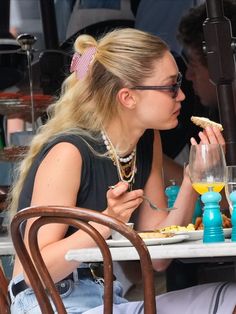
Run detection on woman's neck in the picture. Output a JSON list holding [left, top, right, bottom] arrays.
[[104, 119, 144, 156]]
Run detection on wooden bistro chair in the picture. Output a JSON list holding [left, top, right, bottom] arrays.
[[10, 206, 156, 314], [0, 265, 10, 314]]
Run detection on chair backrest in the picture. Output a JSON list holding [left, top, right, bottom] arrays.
[[0, 265, 10, 314], [10, 205, 156, 314]]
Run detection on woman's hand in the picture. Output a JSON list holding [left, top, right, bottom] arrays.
[[190, 126, 225, 150], [104, 181, 143, 222]]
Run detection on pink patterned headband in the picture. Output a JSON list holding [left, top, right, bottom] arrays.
[[70, 46, 97, 80]]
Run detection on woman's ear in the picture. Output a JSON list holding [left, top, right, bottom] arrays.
[[117, 87, 136, 109]]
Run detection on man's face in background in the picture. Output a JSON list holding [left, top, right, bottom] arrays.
[[184, 48, 217, 108]]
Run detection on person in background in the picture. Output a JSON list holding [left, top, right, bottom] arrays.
[[131, 0, 235, 293], [135, 0, 204, 55], [8, 0, 40, 140], [0, 0, 25, 187], [134, 0, 207, 173], [10, 0, 22, 37], [7, 27, 225, 313], [163, 0, 236, 293], [177, 0, 236, 118], [176, 0, 236, 210], [3, 0, 24, 139]]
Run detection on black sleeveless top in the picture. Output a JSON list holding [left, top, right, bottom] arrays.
[[18, 129, 154, 229]]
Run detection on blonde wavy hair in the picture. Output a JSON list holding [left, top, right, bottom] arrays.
[[8, 28, 168, 217]]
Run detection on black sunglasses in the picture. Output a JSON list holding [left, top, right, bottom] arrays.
[[130, 72, 183, 99]]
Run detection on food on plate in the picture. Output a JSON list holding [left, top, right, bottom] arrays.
[[194, 217, 204, 230], [160, 214, 232, 233], [160, 223, 195, 233], [195, 214, 231, 230], [221, 214, 232, 228], [138, 231, 174, 239], [191, 116, 223, 131]]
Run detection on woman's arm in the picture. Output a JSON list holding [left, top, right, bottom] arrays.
[[16, 142, 111, 283], [137, 126, 225, 231], [137, 127, 225, 271], [16, 142, 144, 284], [136, 130, 197, 231], [136, 130, 169, 231]]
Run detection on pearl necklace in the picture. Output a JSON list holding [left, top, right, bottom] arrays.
[[101, 130, 137, 185], [101, 131, 136, 163]]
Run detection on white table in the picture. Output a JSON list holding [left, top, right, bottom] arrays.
[[65, 239, 236, 263], [3, 231, 236, 263]]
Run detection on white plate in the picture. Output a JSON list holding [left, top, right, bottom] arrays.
[[174, 228, 232, 241], [106, 234, 189, 247]]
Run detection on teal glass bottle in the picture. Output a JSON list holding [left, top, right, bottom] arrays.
[[165, 180, 202, 223], [229, 191, 236, 242], [165, 180, 180, 208]]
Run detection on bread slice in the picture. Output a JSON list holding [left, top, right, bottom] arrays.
[[191, 116, 223, 131]]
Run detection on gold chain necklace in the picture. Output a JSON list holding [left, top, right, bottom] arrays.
[[101, 130, 137, 186]]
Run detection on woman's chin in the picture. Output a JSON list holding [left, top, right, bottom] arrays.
[[152, 119, 179, 130], [164, 120, 179, 130]]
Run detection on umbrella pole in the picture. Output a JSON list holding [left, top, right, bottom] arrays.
[[203, 0, 236, 165]]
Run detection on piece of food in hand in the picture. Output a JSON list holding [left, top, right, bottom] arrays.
[[160, 223, 195, 233], [191, 116, 223, 131], [138, 231, 174, 239]]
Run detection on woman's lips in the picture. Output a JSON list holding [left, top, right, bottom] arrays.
[[173, 107, 181, 115]]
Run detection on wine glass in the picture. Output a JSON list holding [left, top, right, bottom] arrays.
[[189, 143, 226, 243], [189, 143, 226, 195], [225, 165, 236, 214]]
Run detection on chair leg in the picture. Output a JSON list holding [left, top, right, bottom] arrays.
[[0, 265, 10, 313]]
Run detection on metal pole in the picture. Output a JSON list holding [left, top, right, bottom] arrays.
[[39, 0, 59, 49], [203, 0, 236, 165], [17, 34, 37, 134]]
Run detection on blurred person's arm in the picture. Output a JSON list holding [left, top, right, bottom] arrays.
[[7, 118, 24, 144], [10, 0, 22, 37]]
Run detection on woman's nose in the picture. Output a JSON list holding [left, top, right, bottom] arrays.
[[177, 87, 185, 102]]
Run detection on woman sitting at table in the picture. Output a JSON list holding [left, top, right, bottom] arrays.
[[7, 28, 232, 314]]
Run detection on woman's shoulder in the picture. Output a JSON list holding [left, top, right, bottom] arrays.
[[47, 133, 88, 146], [44, 133, 94, 151], [41, 132, 102, 161]]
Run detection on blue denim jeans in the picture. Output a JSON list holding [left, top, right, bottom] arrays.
[[9, 272, 128, 313]]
